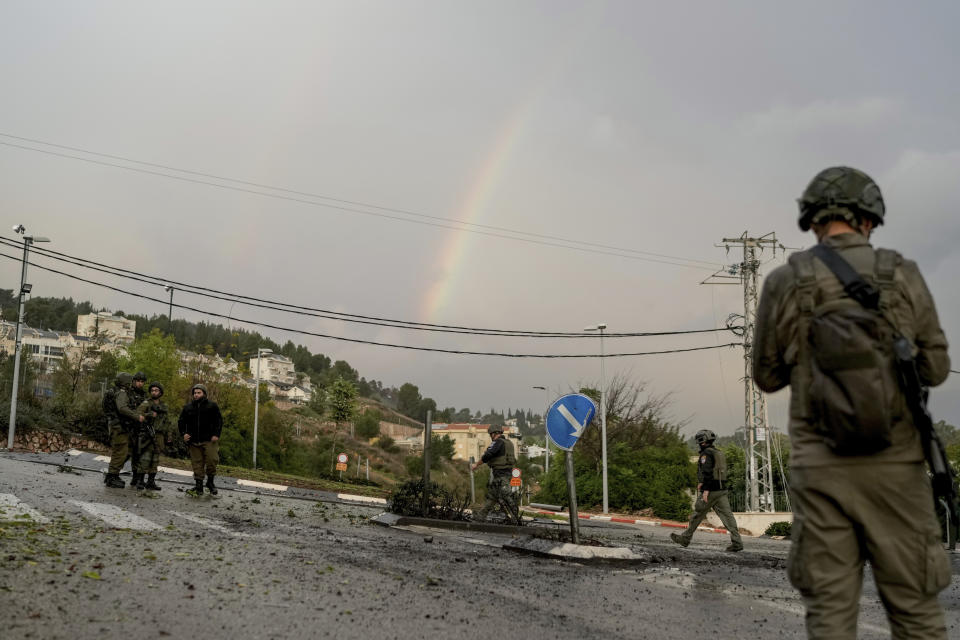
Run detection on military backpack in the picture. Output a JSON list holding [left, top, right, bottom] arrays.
[[102, 387, 120, 424], [790, 245, 904, 455]]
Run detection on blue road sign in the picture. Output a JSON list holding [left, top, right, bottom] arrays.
[[546, 394, 597, 451]]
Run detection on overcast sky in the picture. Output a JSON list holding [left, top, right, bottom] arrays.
[[1, 1, 958, 436]]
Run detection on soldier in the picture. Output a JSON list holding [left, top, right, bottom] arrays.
[[103, 372, 134, 488], [753, 166, 951, 638], [470, 425, 517, 522], [670, 429, 743, 551], [124, 371, 148, 489], [178, 383, 223, 496], [134, 382, 169, 491]]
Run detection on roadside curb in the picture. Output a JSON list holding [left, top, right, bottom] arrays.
[[524, 507, 729, 535]]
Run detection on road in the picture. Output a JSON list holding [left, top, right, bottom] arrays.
[[1, 454, 958, 639]]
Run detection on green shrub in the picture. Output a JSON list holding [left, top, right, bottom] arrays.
[[765, 521, 792, 537]]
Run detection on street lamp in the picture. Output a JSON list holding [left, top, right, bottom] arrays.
[[532, 385, 550, 473], [164, 286, 174, 333], [584, 323, 608, 514], [253, 348, 272, 468], [7, 227, 50, 450]]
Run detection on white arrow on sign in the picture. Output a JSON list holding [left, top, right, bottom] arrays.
[[557, 403, 588, 438]]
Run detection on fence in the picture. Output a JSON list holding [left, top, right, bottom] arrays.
[[727, 490, 791, 513]]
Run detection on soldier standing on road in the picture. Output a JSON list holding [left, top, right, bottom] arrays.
[[753, 166, 951, 638], [104, 372, 135, 488], [671, 429, 743, 552], [470, 425, 517, 521], [124, 371, 148, 489], [134, 382, 169, 491], [178, 384, 223, 496]]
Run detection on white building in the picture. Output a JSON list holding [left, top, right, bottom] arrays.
[[76, 312, 136, 345], [248, 353, 296, 385]]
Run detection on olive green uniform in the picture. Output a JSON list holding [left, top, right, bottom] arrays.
[[475, 436, 517, 520], [674, 446, 742, 549], [136, 398, 169, 474], [107, 386, 144, 475], [754, 232, 951, 639]]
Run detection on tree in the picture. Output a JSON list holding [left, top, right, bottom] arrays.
[[397, 383, 421, 418], [328, 378, 358, 431], [355, 409, 382, 439]]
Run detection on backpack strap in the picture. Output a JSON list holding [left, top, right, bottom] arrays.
[[810, 244, 880, 310], [788, 250, 817, 317]]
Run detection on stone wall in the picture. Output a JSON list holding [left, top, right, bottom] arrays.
[[12, 429, 108, 454]]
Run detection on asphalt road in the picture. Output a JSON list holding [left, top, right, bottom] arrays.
[[1, 454, 958, 639]]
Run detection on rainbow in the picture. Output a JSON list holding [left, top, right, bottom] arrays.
[[420, 105, 531, 321]]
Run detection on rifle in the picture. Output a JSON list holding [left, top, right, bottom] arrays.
[[811, 244, 960, 530], [893, 337, 960, 532]]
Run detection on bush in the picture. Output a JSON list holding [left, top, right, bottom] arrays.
[[765, 521, 792, 537]]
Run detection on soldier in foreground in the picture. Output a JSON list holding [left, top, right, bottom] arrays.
[[470, 425, 517, 521], [178, 384, 223, 496], [134, 381, 169, 491], [670, 429, 743, 551], [753, 167, 951, 638]]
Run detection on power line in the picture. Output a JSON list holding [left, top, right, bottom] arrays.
[[0, 235, 733, 339], [0, 134, 721, 270], [0, 249, 740, 359]]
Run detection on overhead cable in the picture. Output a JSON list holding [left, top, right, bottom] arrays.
[[0, 236, 733, 339], [0, 249, 739, 359]]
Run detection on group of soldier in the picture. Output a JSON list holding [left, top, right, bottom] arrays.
[[103, 373, 223, 498]]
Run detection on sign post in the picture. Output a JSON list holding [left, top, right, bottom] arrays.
[[545, 394, 597, 545], [336, 453, 348, 481]]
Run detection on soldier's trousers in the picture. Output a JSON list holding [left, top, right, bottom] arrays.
[[107, 425, 130, 475], [138, 432, 164, 474], [790, 463, 949, 639], [476, 473, 515, 518], [188, 441, 219, 479], [676, 489, 742, 546]]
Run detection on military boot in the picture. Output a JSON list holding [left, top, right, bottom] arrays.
[[129, 473, 143, 489], [186, 479, 204, 497], [725, 542, 743, 552], [205, 475, 218, 495], [136, 474, 147, 491], [144, 474, 161, 491], [104, 474, 125, 489], [670, 533, 690, 547]]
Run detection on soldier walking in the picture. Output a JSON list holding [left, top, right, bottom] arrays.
[[471, 425, 517, 521], [135, 381, 169, 491], [178, 384, 223, 496], [671, 429, 743, 551], [754, 167, 951, 638]]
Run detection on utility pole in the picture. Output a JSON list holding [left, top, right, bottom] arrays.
[[703, 232, 784, 512]]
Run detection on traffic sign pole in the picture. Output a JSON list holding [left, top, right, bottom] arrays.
[[565, 452, 580, 544]]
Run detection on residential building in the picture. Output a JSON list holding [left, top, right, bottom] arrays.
[[431, 423, 520, 462], [248, 352, 296, 385], [76, 312, 136, 345]]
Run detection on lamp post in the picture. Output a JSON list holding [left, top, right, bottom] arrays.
[[532, 385, 549, 473], [584, 323, 608, 513], [7, 226, 50, 450], [253, 347, 272, 468], [164, 286, 174, 333]]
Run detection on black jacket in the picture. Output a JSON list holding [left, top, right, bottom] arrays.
[[178, 398, 223, 443], [697, 446, 723, 492]]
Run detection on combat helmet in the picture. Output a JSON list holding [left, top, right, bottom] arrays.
[[132, 371, 147, 382], [694, 429, 717, 446], [797, 166, 885, 231], [115, 372, 133, 387], [148, 381, 164, 396], [487, 424, 504, 435]]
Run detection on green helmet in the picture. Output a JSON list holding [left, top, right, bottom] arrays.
[[148, 381, 164, 396], [797, 166, 885, 231], [115, 372, 133, 387], [695, 429, 717, 446], [487, 425, 503, 435], [132, 371, 147, 382]]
